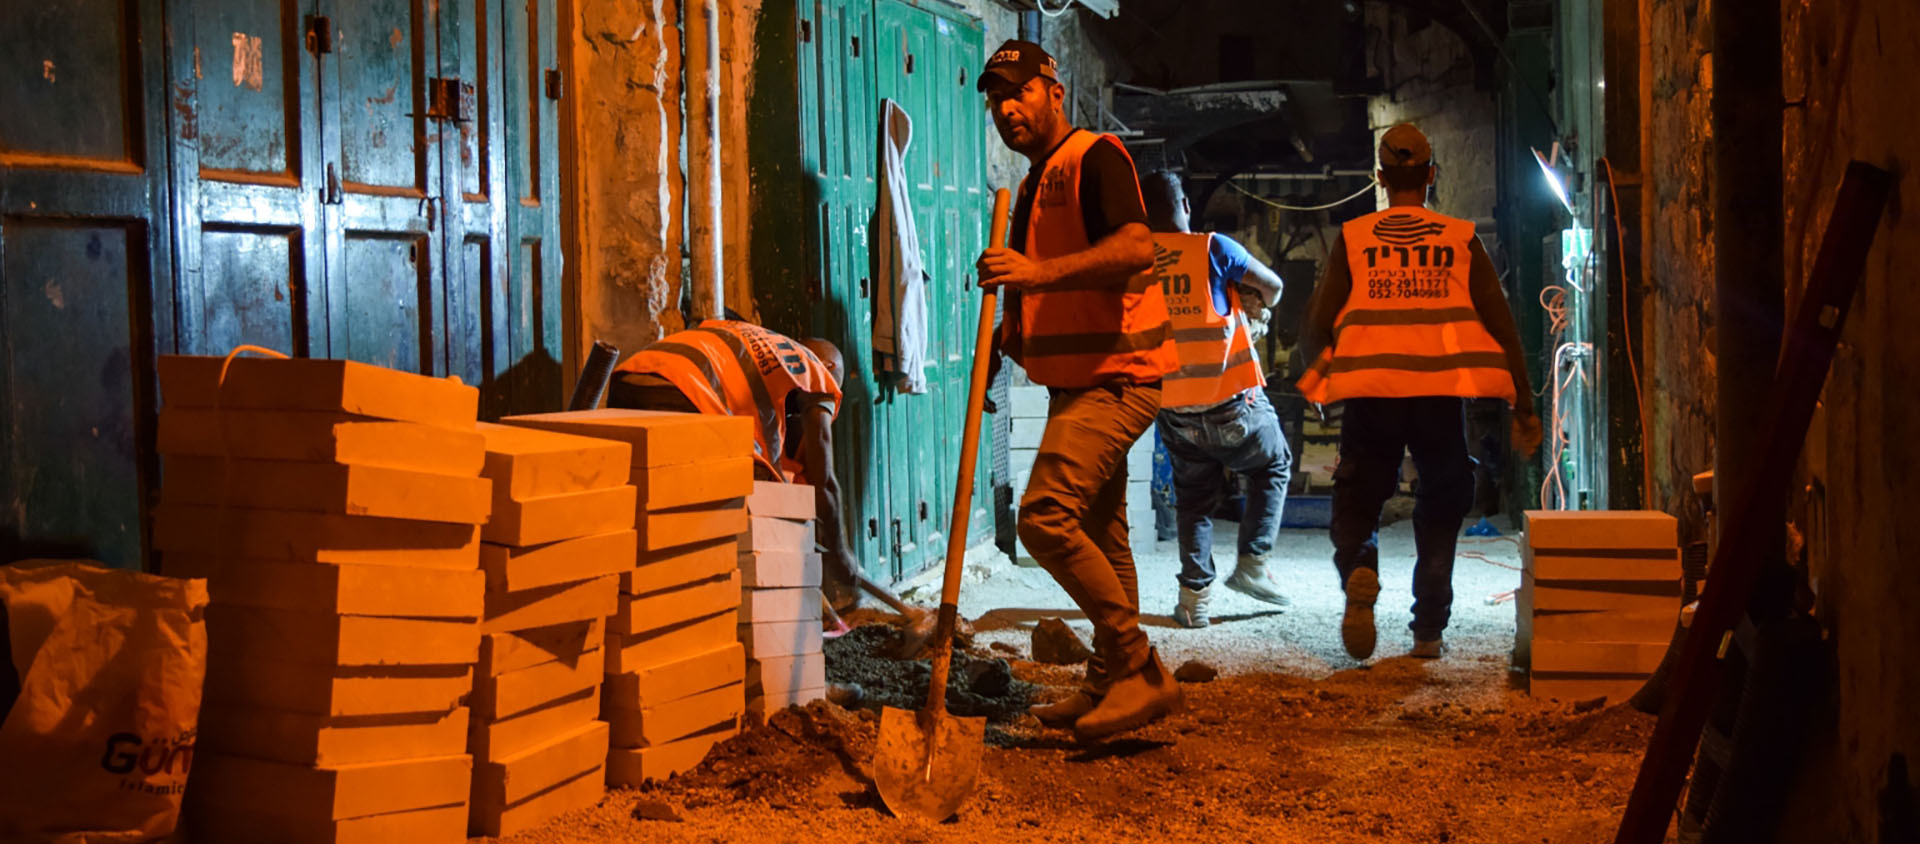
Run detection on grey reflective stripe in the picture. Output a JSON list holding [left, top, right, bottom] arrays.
[[648, 342, 729, 403], [1165, 345, 1256, 382], [1022, 322, 1171, 358], [689, 327, 788, 481], [1326, 351, 1509, 374], [1335, 306, 1481, 330], [1172, 325, 1232, 344]]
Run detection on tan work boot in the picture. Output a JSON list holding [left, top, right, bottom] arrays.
[[1072, 649, 1182, 741], [1030, 690, 1099, 728], [1223, 554, 1290, 606], [1341, 567, 1380, 660]]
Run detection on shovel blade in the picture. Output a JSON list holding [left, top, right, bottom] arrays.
[[873, 706, 986, 822]]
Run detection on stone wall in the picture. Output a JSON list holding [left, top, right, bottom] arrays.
[[1775, 1, 1920, 838], [1641, 0, 1920, 837], [567, 0, 688, 361], [1363, 3, 1498, 229], [1643, 0, 1715, 510]]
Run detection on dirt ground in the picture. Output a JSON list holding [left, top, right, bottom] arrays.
[[487, 524, 1660, 844]]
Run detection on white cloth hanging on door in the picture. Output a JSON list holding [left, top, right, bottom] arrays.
[[870, 98, 930, 394]]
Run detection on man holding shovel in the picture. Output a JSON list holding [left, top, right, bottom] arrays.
[[975, 40, 1182, 740]]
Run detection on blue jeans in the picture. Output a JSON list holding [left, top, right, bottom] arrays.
[[1329, 397, 1473, 641], [1157, 389, 1292, 591]]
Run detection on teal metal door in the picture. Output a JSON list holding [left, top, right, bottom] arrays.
[[168, 0, 560, 393], [794, 0, 988, 582], [0, 0, 176, 569], [1, 0, 563, 570]]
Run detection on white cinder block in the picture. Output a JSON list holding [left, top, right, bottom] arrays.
[[1009, 386, 1050, 418]]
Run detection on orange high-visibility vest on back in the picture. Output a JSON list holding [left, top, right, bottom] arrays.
[[1154, 232, 1266, 410], [1002, 130, 1176, 388], [1296, 207, 1516, 404], [614, 321, 843, 483]]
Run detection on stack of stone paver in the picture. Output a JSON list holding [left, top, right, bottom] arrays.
[[1518, 510, 1681, 703], [468, 422, 637, 835], [154, 355, 488, 843], [501, 409, 753, 786], [738, 481, 826, 720]]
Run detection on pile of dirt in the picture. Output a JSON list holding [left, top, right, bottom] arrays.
[[823, 623, 1039, 722], [645, 701, 877, 810]]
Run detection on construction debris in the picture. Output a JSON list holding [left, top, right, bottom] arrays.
[[1030, 617, 1095, 665], [1174, 660, 1219, 683], [823, 624, 1037, 722]]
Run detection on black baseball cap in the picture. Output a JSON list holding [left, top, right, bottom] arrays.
[[976, 39, 1060, 93]]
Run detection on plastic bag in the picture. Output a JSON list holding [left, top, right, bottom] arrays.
[[0, 560, 209, 843]]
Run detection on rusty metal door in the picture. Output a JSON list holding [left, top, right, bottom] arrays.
[[0, 0, 177, 569]]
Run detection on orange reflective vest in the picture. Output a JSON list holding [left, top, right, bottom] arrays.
[[1002, 130, 1176, 388], [1155, 232, 1266, 410], [1296, 207, 1517, 404], [614, 321, 843, 483]]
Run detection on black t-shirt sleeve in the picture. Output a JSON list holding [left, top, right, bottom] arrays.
[[1077, 136, 1148, 242]]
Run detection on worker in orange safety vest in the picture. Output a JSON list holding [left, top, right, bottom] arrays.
[[975, 39, 1180, 742], [1137, 171, 1293, 630], [609, 321, 903, 623], [1298, 123, 1542, 662]]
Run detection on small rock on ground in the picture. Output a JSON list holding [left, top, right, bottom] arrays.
[[1174, 660, 1219, 683], [1031, 617, 1094, 664], [632, 799, 684, 822]]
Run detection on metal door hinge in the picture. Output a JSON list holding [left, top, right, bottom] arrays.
[[305, 16, 333, 54], [544, 68, 564, 100], [427, 77, 474, 122]]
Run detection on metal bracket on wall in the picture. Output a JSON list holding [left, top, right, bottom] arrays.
[[305, 16, 333, 54], [427, 77, 474, 122]]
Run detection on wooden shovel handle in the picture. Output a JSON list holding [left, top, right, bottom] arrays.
[[923, 187, 1011, 712]]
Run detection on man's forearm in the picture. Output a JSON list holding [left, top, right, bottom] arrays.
[[1239, 261, 1283, 308], [1036, 222, 1154, 289]]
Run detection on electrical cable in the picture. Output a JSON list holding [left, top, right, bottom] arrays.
[[1598, 157, 1653, 505], [1033, 0, 1075, 19], [1225, 177, 1381, 212]]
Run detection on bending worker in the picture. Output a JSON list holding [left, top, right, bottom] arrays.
[[1298, 123, 1541, 661], [975, 40, 1180, 740], [607, 320, 915, 619], [1138, 171, 1292, 629]]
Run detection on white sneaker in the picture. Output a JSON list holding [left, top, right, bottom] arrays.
[[1224, 555, 1290, 606], [1172, 584, 1212, 628]]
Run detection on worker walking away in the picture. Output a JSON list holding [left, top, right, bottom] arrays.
[[1137, 172, 1292, 629], [607, 321, 911, 620], [1298, 123, 1541, 661], [975, 40, 1180, 741]]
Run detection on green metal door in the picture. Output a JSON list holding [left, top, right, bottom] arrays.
[[799, 0, 892, 576], [1, 0, 176, 569], [792, 0, 987, 583]]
